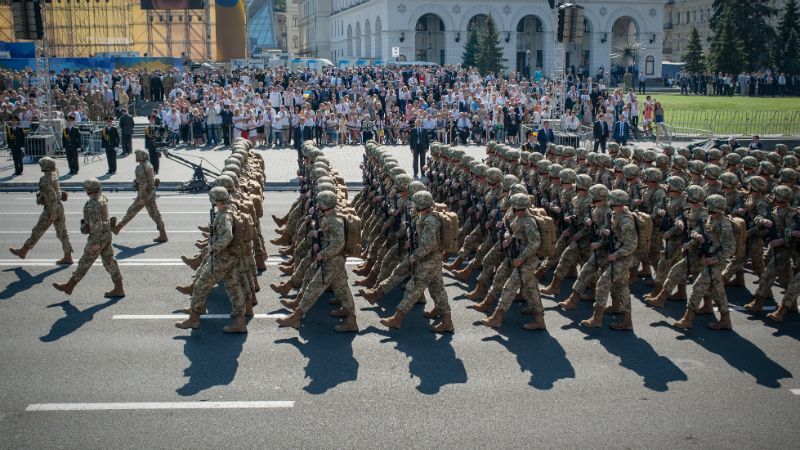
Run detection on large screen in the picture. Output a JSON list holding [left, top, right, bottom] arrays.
[[140, 1, 205, 10]]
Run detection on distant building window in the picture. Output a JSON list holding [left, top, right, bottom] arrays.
[[645, 56, 655, 75]]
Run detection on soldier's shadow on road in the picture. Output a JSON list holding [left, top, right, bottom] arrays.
[[175, 283, 247, 397], [749, 314, 800, 340], [0, 266, 68, 300], [274, 294, 359, 395], [480, 305, 576, 390], [39, 297, 122, 342], [112, 242, 160, 260]]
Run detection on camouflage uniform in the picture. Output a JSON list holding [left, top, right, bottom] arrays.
[[70, 190, 122, 284], [686, 212, 736, 314], [494, 205, 542, 312], [395, 212, 450, 314], [117, 152, 164, 232], [24, 160, 73, 253], [593, 202, 638, 312]]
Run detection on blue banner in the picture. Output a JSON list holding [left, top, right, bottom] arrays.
[[0, 56, 184, 72]]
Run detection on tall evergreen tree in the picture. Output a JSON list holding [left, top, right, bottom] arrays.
[[476, 15, 506, 75], [773, 0, 800, 71], [709, 5, 747, 74], [710, 0, 775, 70], [682, 27, 706, 73], [462, 26, 481, 69], [780, 28, 800, 73]]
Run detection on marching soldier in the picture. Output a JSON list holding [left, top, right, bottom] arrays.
[[113, 149, 167, 242], [52, 178, 125, 298]]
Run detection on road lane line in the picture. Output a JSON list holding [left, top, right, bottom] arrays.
[[714, 306, 778, 312], [791, 389, 800, 396], [0, 257, 365, 267], [112, 314, 288, 320], [0, 230, 201, 234], [0, 211, 207, 215], [26, 401, 294, 412]]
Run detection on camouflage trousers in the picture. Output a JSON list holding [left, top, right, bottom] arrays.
[[378, 255, 412, 294], [571, 252, 605, 294], [236, 243, 256, 306], [396, 253, 450, 314], [367, 239, 393, 279], [376, 243, 405, 285], [647, 230, 662, 268], [723, 237, 765, 279], [25, 204, 73, 253], [553, 238, 591, 279], [475, 241, 505, 286], [189, 252, 244, 316], [654, 239, 683, 283], [755, 248, 795, 299], [688, 263, 728, 314], [70, 238, 121, 284], [494, 258, 543, 312], [594, 256, 633, 312], [119, 195, 164, 230], [458, 216, 476, 243], [291, 252, 315, 287], [297, 255, 356, 315], [458, 223, 485, 259], [780, 271, 800, 309], [661, 250, 703, 296], [542, 232, 570, 271], [254, 223, 267, 262], [283, 203, 304, 238]]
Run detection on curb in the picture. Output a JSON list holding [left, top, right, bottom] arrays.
[[0, 181, 364, 193]]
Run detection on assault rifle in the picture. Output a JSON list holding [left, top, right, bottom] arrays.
[[209, 207, 216, 271], [697, 219, 714, 287], [605, 211, 617, 284], [406, 209, 417, 276], [310, 193, 325, 282], [659, 195, 671, 232]]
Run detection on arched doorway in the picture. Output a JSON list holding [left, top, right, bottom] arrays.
[[355, 22, 362, 58], [610, 16, 640, 84], [467, 14, 489, 34], [415, 13, 445, 64], [346, 24, 353, 58], [364, 20, 372, 59], [374, 17, 382, 60], [515, 15, 544, 77]]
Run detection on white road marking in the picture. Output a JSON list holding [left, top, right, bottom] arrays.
[[791, 389, 800, 396], [0, 211, 207, 215], [0, 257, 365, 267], [0, 230, 200, 234], [26, 401, 294, 412], [113, 314, 288, 320], [714, 306, 778, 312], [14, 196, 209, 201]]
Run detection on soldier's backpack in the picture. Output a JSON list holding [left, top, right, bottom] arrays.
[[342, 213, 363, 257], [434, 202, 449, 213], [232, 209, 255, 245], [529, 208, 556, 258], [631, 211, 653, 256], [434, 210, 460, 254], [729, 217, 747, 260]]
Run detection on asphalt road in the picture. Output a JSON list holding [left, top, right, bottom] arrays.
[[0, 191, 798, 449]]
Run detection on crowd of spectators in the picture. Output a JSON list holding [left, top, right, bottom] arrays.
[[670, 71, 800, 97]]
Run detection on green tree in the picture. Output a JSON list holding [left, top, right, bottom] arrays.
[[708, 5, 747, 74], [780, 28, 800, 73], [682, 27, 706, 73], [476, 15, 506, 75], [773, 0, 800, 71], [711, 0, 775, 70], [461, 26, 480, 69]]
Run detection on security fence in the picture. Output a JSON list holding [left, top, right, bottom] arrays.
[[665, 110, 800, 136]]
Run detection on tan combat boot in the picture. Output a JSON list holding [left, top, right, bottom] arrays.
[[669, 284, 687, 301], [605, 297, 622, 314], [423, 307, 442, 319], [56, 251, 73, 265], [153, 227, 168, 243], [276, 309, 303, 329], [181, 255, 202, 271], [278, 264, 293, 275], [270, 281, 294, 296], [175, 311, 201, 329], [464, 282, 487, 301], [335, 314, 359, 333], [673, 309, 696, 329], [540, 276, 562, 296], [479, 308, 505, 328], [112, 223, 123, 235], [453, 266, 475, 282], [645, 289, 669, 308], [534, 266, 547, 279], [9, 245, 31, 259], [744, 295, 767, 313], [52, 278, 77, 295], [609, 311, 633, 330], [280, 297, 301, 310], [272, 214, 287, 227], [725, 270, 745, 287], [353, 262, 372, 276], [557, 291, 581, 310], [767, 305, 790, 322], [696, 296, 714, 315], [380, 310, 407, 329], [104, 280, 125, 298], [579, 289, 596, 301], [359, 286, 384, 305], [431, 312, 455, 333], [256, 256, 268, 272], [580, 306, 604, 328], [708, 312, 732, 330], [223, 315, 248, 333], [444, 256, 464, 271], [175, 284, 194, 295], [467, 294, 496, 312], [523, 311, 547, 330]]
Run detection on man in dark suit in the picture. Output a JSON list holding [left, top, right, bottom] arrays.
[[220, 105, 233, 146], [613, 116, 631, 145], [536, 120, 555, 153], [118, 109, 134, 156], [521, 131, 537, 152], [144, 114, 161, 174], [6, 116, 25, 176], [593, 113, 610, 154], [409, 118, 429, 178], [293, 115, 313, 167], [101, 116, 120, 174], [62, 114, 82, 174]]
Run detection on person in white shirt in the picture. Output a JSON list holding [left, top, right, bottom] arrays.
[[562, 110, 579, 132]]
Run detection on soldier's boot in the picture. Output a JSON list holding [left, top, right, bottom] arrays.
[[271, 281, 294, 296], [279, 265, 293, 275], [467, 294, 496, 312], [278, 247, 292, 257], [175, 284, 193, 295], [767, 305, 790, 322], [380, 310, 407, 329], [282, 256, 295, 267], [181, 255, 201, 271], [335, 314, 359, 333], [175, 311, 202, 330], [359, 287, 384, 305], [605, 297, 623, 314], [534, 266, 547, 279], [464, 282, 487, 301], [725, 270, 744, 287], [444, 256, 464, 271], [256, 256, 267, 272], [56, 251, 73, 265], [645, 289, 668, 308], [253, 277, 260, 292], [362, 272, 378, 288], [673, 309, 696, 329], [453, 266, 475, 282], [223, 315, 248, 334], [330, 307, 349, 317], [270, 235, 291, 246], [104, 280, 125, 298], [280, 295, 301, 310], [669, 284, 688, 301], [523, 312, 547, 331], [566, 266, 578, 279], [744, 295, 767, 313], [276, 309, 303, 329], [708, 312, 732, 330], [353, 263, 373, 277], [479, 308, 505, 328], [52, 278, 77, 295], [557, 291, 581, 310], [580, 307, 604, 328], [609, 311, 633, 331], [112, 222, 123, 235], [272, 214, 287, 227], [540, 276, 562, 296], [9, 245, 31, 259], [431, 312, 455, 333], [197, 225, 210, 233], [194, 240, 206, 250], [579, 289, 596, 301], [245, 296, 255, 318], [153, 227, 168, 243], [423, 307, 442, 319], [696, 296, 714, 315]]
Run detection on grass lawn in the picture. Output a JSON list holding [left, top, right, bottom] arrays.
[[654, 92, 800, 112]]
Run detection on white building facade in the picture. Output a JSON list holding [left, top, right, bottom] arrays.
[[327, 0, 665, 78]]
